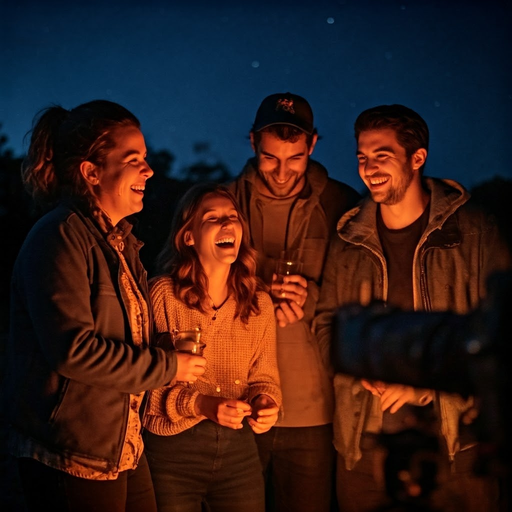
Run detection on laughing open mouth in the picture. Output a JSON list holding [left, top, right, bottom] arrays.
[[369, 177, 389, 186], [215, 237, 235, 248]]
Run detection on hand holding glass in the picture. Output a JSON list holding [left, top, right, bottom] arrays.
[[273, 250, 302, 299], [171, 327, 206, 385]]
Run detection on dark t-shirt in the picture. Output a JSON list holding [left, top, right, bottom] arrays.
[[378, 204, 429, 311], [377, 204, 433, 434]]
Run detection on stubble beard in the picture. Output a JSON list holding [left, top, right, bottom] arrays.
[[372, 162, 414, 206], [260, 173, 304, 198]]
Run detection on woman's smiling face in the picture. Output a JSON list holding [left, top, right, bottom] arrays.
[[185, 193, 243, 271], [92, 125, 153, 225]]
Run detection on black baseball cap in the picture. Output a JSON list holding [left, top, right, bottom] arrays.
[[252, 92, 314, 135]]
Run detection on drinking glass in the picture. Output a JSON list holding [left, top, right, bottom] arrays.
[[171, 327, 206, 355], [171, 327, 206, 386], [273, 249, 302, 297]]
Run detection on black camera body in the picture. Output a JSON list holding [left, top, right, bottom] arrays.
[[331, 271, 512, 509]]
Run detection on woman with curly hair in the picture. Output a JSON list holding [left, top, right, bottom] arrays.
[[143, 182, 282, 512]]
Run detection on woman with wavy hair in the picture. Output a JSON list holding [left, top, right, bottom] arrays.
[[143, 182, 282, 512]]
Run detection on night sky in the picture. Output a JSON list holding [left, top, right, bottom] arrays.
[[1, 0, 511, 194]]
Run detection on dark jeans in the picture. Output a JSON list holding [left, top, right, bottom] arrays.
[[336, 444, 503, 512], [17, 452, 157, 512], [255, 424, 336, 512], [144, 419, 265, 512]]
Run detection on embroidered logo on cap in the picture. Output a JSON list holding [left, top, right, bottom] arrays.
[[276, 98, 295, 114]]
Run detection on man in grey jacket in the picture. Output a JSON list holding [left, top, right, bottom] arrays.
[[228, 92, 360, 512], [314, 104, 511, 512]]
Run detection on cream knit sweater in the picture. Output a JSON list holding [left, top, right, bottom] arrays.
[[144, 276, 282, 436]]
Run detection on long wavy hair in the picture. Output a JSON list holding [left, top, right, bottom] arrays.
[[21, 99, 140, 210], [155, 182, 265, 323]]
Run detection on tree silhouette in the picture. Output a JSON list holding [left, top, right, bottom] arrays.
[[179, 141, 233, 183], [0, 128, 33, 336], [470, 176, 512, 253], [0, 127, 32, 511]]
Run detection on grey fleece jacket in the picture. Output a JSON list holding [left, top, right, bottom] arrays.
[[314, 177, 511, 469]]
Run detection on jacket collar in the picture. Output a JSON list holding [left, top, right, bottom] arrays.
[[338, 177, 470, 247], [58, 198, 139, 249]]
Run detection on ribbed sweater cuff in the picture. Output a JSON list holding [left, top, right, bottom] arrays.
[[166, 387, 200, 422]]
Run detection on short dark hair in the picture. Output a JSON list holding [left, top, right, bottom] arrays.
[[354, 104, 429, 170]]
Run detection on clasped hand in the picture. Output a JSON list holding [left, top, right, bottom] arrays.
[[248, 394, 279, 434], [195, 394, 279, 433], [361, 380, 433, 413], [271, 273, 308, 327]]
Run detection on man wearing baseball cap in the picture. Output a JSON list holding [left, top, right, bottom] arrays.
[[228, 92, 360, 512]]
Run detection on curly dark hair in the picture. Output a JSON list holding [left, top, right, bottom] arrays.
[[155, 182, 265, 324]]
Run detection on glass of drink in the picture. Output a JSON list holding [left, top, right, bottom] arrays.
[[171, 327, 206, 356], [171, 327, 205, 386], [273, 249, 302, 298]]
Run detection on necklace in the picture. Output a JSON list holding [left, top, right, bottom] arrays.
[[211, 296, 229, 320]]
